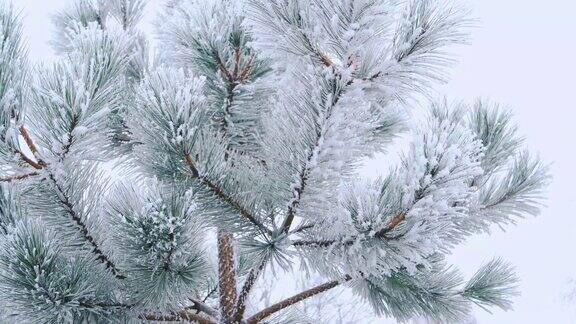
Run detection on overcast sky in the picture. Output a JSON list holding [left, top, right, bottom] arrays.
[[444, 1, 576, 322], [15, 0, 576, 323]]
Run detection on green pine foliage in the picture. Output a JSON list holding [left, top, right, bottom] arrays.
[[0, 0, 549, 323]]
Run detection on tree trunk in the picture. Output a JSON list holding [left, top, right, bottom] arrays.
[[217, 229, 238, 323]]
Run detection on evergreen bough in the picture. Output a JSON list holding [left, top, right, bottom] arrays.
[[0, 0, 549, 323]]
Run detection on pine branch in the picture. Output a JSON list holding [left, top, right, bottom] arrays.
[[280, 77, 347, 234], [299, 28, 334, 68], [289, 223, 316, 234], [2, 127, 43, 179], [217, 45, 255, 149], [184, 153, 270, 233], [15, 124, 124, 279], [246, 275, 352, 323], [59, 113, 79, 159], [234, 258, 267, 322], [205, 46, 270, 233], [253, 7, 349, 80], [218, 229, 239, 322], [277, 25, 370, 233], [292, 212, 406, 248], [142, 311, 216, 324], [47, 173, 125, 279]]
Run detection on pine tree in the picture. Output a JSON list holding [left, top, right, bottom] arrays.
[[0, 0, 550, 323]]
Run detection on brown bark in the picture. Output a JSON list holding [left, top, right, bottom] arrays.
[[318, 51, 334, 67], [218, 230, 238, 323], [142, 311, 216, 324], [16, 126, 45, 170], [234, 259, 267, 322], [19, 126, 39, 155], [246, 275, 352, 324], [375, 212, 406, 237]]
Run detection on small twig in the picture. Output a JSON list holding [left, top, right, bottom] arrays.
[[78, 301, 132, 310], [289, 223, 315, 235], [184, 154, 200, 178], [216, 54, 233, 81], [48, 173, 125, 279], [59, 114, 78, 159], [279, 165, 308, 233], [19, 126, 38, 155], [316, 48, 334, 68], [162, 231, 176, 271], [0, 171, 39, 182], [246, 275, 352, 323], [366, 70, 382, 82], [238, 54, 255, 81], [15, 126, 45, 169], [233, 47, 241, 78], [234, 258, 267, 322], [184, 154, 271, 234], [15, 149, 43, 170], [142, 311, 216, 324], [292, 212, 407, 248], [202, 285, 218, 303], [375, 212, 406, 237], [186, 298, 219, 318], [292, 239, 340, 248]]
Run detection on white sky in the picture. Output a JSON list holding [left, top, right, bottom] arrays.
[[15, 0, 576, 323], [445, 1, 576, 322]]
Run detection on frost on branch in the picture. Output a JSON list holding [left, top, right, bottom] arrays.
[[129, 67, 270, 235], [29, 25, 132, 163], [296, 102, 485, 276], [0, 183, 21, 234], [0, 3, 29, 177], [107, 182, 208, 311], [128, 68, 208, 179], [0, 0, 551, 323], [109, 0, 147, 31], [356, 256, 470, 322], [463, 258, 519, 311], [293, 100, 547, 320], [0, 220, 120, 323], [52, 0, 149, 147], [157, 0, 272, 156], [355, 256, 518, 322], [51, 0, 109, 54]]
